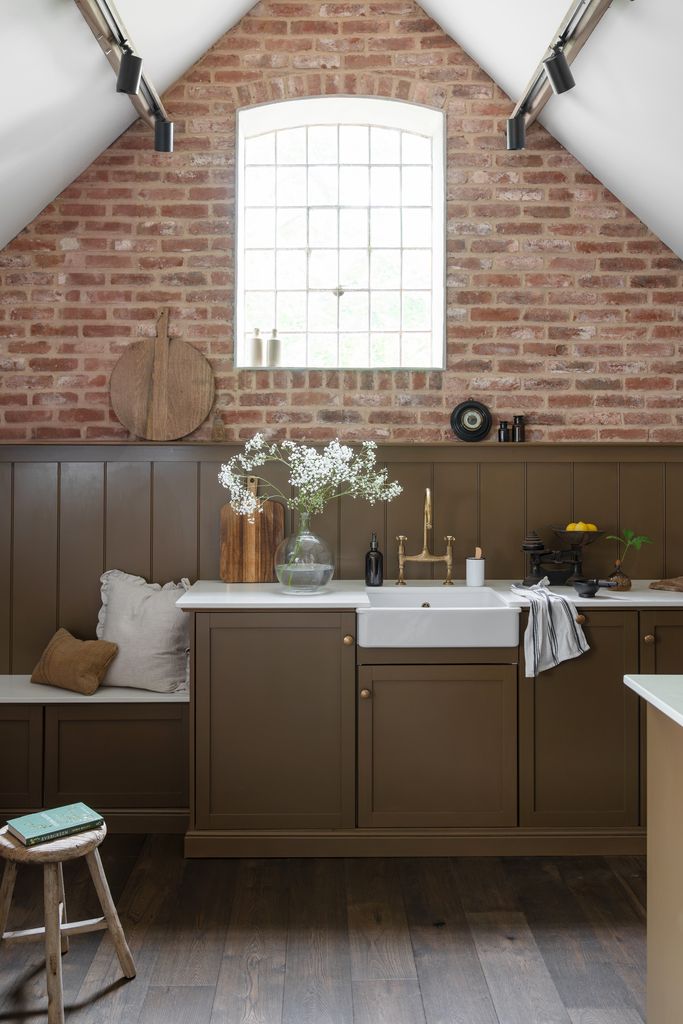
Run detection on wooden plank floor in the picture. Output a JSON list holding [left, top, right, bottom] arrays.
[[0, 837, 646, 1024]]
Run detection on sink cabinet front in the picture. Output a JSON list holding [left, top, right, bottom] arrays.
[[194, 611, 356, 830], [358, 664, 518, 828]]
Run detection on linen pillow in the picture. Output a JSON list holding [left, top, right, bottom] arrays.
[[32, 628, 118, 696], [96, 570, 190, 692]]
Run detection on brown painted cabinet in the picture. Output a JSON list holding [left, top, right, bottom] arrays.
[[358, 664, 518, 827], [194, 610, 356, 830], [0, 706, 43, 809], [639, 610, 683, 673], [519, 609, 640, 827]]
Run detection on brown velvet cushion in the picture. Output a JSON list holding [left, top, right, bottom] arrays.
[[31, 628, 118, 696]]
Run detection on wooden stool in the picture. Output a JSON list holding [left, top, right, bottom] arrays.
[[0, 823, 135, 1024]]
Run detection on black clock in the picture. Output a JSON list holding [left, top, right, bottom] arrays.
[[450, 400, 492, 442]]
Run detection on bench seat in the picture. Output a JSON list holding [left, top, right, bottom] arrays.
[[0, 675, 189, 704]]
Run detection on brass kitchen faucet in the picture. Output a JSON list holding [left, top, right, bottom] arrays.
[[396, 488, 455, 585]]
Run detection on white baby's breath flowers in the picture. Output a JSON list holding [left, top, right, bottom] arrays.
[[218, 434, 402, 519]]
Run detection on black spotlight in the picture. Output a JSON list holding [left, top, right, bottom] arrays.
[[506, 111, 526, 151], [154, 118, 174, 153], [116, 46, 143, 95], [543, 47, 575, 94]]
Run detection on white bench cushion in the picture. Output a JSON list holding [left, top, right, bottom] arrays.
[[0, 675, 189, 704]]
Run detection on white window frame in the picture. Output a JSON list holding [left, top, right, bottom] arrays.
[[235, 95, 446, 370]]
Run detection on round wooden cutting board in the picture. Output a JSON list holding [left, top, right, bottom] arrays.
[[110, 309, 215, 441]]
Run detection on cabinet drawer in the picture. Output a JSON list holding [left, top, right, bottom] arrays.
[[358, 664, 518, 828], [44, 704, 189, 809], [0, 705, 43, 810]]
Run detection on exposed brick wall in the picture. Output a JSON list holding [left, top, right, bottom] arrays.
[[1, 0, 682, 442]]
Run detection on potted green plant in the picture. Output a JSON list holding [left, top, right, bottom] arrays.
[[605, 528, 653, 591]]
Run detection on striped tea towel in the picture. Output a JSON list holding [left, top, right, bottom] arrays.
[[511, 577, 589, 678]]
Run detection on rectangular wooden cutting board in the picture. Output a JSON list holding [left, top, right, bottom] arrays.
[[220, 478, 285, 582]]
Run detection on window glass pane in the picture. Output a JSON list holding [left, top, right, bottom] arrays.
[[339, 166, 369, 207], [308, 249, 338, 289], [402, 132, 431, 164], [402, 208, 431, 247], [308, 125, 337, 164], [371, 208, 401, 247], [370, 166, 400, 207], [371, 291, 400, 331], [245, 290, 275, 330], [402, 166, 431, 205], [280, 333, 307, 365], [308, 292, 338, 331], [309, 333, 338, 367], [308, 166, 338, 206], [277, 127, 306, 164], [339, 291, 369, 331], [370, 332, 400, 367], [245, 250, 274, 289], [401, 332, 432, 366], [309, 209, 338, 248], [277, 166, 307, 206], [245, 132, 275, 164], [402, 249, 431, 289], [340, 333, 369, 367], [402, 291, 431, 331], [245, 208, 275, 248], [245, 166, 275, 207], [339, 250, 369, 289], [339, 125, 368, 163], [339, 209, 368, 248], [277, 291, 307, 332], [276, 249, 307, 289], [371, 127, 400, 164], [371, 249, 401, 289], [276, 208, 307, 247]]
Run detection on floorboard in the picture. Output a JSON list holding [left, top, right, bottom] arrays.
[[0, 840, 647, 1024]]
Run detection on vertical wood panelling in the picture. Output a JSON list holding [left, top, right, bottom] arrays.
[[59, 462, 104, 638], [433, 462, 478, 580], [12, 462, 58, 672], [572, 462, 618, 580], [152, 462, 199, 583], [619, 462, 665, 580], [479, 462, 525, 580], [0, 464, 11, 671], [525, 463, 572, 551], [385, 462, 434, 581], [339, 492, 385, 582], [105, 462, 152, 578], [199, 462, 226, 581], [665, 463, 683, 577]]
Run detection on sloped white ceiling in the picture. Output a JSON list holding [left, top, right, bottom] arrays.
[[422, 0, 683, 258], [2, 0, 682, 258], [0, 0, 254, 250]]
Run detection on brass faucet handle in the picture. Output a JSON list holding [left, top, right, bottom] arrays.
[[396, 534, 407, 542], [445, 535, 455, 545]]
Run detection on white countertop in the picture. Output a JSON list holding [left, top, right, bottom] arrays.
[[624, 675, 683, 729], [177, 579, 683, 611]]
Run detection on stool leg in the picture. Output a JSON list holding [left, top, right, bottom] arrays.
[[57, 862, 69, 955], [85, 849, 136, 979], [0, 861, 17, 939], [43, 863, 65, 1024]]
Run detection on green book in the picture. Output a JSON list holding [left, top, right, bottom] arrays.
[[6, 803, 103, 847]]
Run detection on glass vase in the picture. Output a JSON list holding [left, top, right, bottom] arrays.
[[608, 558, 632, 592], [274, 512, 334, 594]]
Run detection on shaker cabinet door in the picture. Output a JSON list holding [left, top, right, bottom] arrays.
[[358, 664, 518, 828], [194, 611, 356, 830]]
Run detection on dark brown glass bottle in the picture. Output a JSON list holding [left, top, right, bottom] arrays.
[[365, 532, 383, 587]]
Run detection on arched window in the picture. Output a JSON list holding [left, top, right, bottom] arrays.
[[235, 96, 445, 369]]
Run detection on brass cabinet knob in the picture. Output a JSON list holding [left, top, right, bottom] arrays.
[[643, 634, 655, 645], [360, 689, 372, 700], [576, 614, 586, 625], [343, 634, 355, 646]]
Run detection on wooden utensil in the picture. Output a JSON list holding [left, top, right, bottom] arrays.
[[110, 308, 214, 441], [220, 477, 286, 582]]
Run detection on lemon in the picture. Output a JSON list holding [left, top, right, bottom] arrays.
[[565, 522, 577, 531], [585, 522, 598, 532], [575, 521, 588, 531]]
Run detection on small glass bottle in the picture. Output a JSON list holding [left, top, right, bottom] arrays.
[[266, 328, 281, 368], [513, 414, 526, 442], [497, 420, 510, 442], [247, 328, 263, 367], [365, 532, 383, 587]]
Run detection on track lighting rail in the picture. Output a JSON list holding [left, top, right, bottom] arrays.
[[506, 0, 623, 150], [74, 0, 173, 151]]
